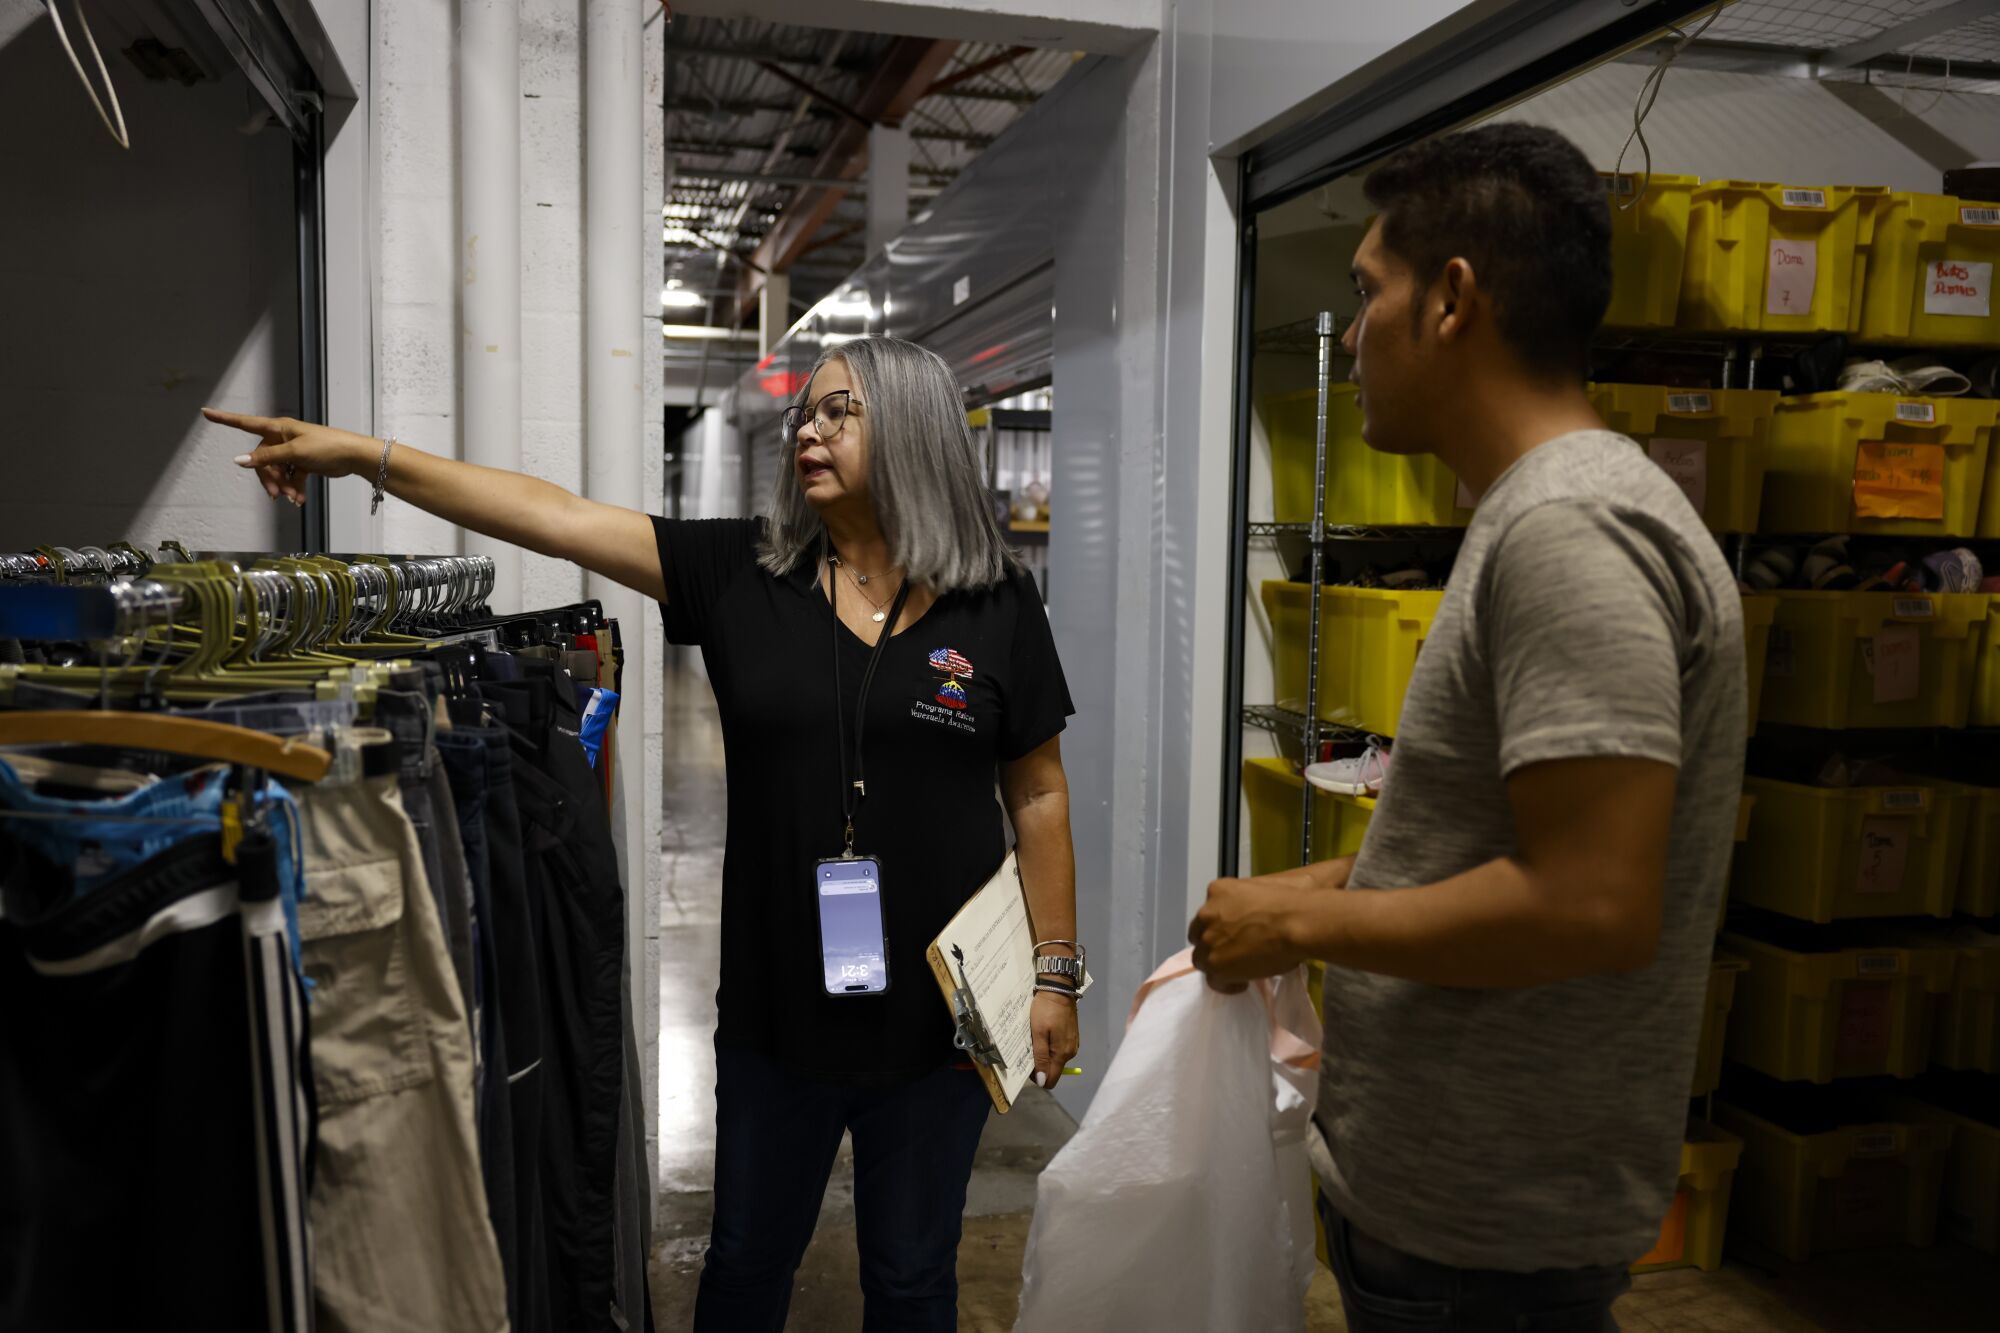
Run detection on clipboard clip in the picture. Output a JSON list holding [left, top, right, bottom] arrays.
[[951, 984, 1007, 1070]]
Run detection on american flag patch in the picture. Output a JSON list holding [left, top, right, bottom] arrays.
[[929, 647, 975, 677]]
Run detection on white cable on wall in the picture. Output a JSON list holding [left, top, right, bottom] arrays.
[[42, 0, 129, 149]]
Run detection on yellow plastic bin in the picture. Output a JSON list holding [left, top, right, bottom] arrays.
[[1633, 1120, 1746, 1273], [1731, 778, 1966, 923], [1679, 181, 1886, 334], [1881, 1083, 2000, 1254], [1758, 591, 1989, 730], [1958, 782, 2000, 917], [1721, 922, 1956, 1083], [1715, 1095, 1953, 1261], [1692, 954, 1750, 1098], [1262, 582, 1443, 737], [1855, 193, 2000, 348], [1589, 384, 1778, 533], [1971, 598, 2000, 723], [1264, 387, 1473, 528], [1602, 172, 1698, 329], [1241, 757, 1375, 878], [1763, 393, 1996, 538], [1933, 927, 2000, 1075], [1742, 595, 1777, 737]]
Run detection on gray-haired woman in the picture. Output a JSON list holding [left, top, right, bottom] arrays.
[[209, 334, 1083, 1332]]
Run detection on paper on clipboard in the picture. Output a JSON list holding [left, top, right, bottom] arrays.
[[927, 851, 1038, 1113]]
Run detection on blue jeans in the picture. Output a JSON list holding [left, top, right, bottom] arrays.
[[695, 1045, 992, 1333], [1318, 1195, 1629, 1332]]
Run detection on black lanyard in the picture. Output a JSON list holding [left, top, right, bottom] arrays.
[[828, 550, 913, 857]]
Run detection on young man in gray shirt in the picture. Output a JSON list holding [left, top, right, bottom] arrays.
[[1190, 124, 1744, 1330]]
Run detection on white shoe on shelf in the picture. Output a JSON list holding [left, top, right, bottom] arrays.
[[1304, 740, 1390, 796]]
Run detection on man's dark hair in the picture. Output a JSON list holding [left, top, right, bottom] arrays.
[[1362, 123, 1611, 382]]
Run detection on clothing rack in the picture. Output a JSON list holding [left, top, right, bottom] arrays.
[[0, 554, 501, 647]]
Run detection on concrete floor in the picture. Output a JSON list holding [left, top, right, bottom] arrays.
[[649, 655, 1998, 1332]]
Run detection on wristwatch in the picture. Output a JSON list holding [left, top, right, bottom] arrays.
[[1034, 940, 1091, 997]]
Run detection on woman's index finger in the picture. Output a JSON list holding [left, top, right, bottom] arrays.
[[201, 407, 279, 436]]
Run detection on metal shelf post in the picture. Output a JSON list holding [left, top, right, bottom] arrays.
[[1299, 311, 1336, 865]]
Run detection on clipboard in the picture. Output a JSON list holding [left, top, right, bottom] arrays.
[[927, 850, 1041, 1114]]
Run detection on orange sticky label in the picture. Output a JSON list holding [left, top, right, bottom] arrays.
[[1852, 441, 1946, 520]]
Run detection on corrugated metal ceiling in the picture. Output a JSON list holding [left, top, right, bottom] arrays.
[[662, 16, 1075, 326]]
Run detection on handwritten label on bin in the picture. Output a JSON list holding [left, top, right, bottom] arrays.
[[1666, 392, 1713, 415], [1767, 238, 1818, 316], [1870, 623, 1922, 703], [1852, 442, 1946, 521], [1648, 438, 1707, 514], [1923, 259, 1992, 318], [1857, 818, 1911, 895]]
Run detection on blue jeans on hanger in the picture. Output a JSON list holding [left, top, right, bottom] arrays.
[[0, 758, 308, 964], [695, 1046, 993, 1333]]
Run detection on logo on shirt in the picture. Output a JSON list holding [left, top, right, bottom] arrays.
[[928, 647, 975, 710]]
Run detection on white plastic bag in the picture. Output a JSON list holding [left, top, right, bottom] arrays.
[[1014, 949, 1322, 1333]]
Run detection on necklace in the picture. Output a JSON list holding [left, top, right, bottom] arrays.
[[835, 554, 898, 586], [831, 556, 901, 623]]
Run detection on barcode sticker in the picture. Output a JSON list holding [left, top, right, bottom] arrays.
[[1783, 188, 1828, 209], [1880, 789, 1928, 812], [1854, 1130, 1902, 1156], [1857, 954, 1902, 977], [1893, 597, 1935, 620], [1666, 392, 1714, 414], [1962, 207, 2000, 227], [1607, 174, 1637, 197], [1895, 401, 1936, 423]]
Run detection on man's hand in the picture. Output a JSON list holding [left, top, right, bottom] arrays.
[[1190, 863, 1349, 991]]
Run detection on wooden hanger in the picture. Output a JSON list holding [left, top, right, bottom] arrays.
[[0, 711, 331, 782]]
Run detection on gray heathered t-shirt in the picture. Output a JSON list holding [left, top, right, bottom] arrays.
[[1316, 429, 1745, 1272]]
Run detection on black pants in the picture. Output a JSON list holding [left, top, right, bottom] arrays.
[[696, 1048, 993, 1333], [487, 668, 629, 1331], [436, 727, 527, 1333], [1318, 1196, 1629, 1333], [0, 832, 314, 1333]]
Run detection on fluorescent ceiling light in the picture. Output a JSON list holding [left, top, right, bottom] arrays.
[[661, 323, 759, 341]]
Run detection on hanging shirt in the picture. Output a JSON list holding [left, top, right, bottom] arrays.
[[653, 517, 1074, 1081]]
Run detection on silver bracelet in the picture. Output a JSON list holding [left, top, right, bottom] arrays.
[[369, 438, 395, 515], [1034, 982, 1078, 1002]]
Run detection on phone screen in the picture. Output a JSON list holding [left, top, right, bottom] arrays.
[[817, 858, 889, 995]]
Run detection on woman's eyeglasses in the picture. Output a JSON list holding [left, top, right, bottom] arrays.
[[782, 389, 858, 445]]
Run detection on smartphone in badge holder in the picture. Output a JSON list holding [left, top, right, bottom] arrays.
[[817, 857, 891, 996]]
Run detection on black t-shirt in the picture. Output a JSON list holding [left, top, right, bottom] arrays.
[[653, 517, 1074, 1080]]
